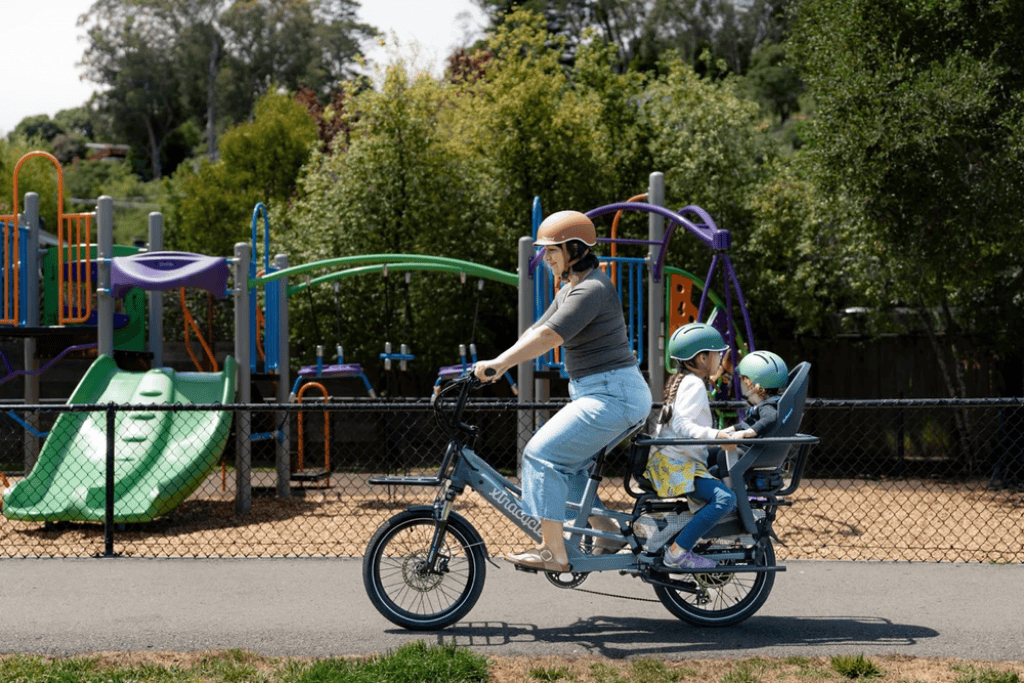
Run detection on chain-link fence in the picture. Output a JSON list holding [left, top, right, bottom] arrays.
[[1, 399, 1021, 561]]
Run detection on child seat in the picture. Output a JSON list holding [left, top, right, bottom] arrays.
[[725, 361, 812, 534], [625, 362, 813, 536]]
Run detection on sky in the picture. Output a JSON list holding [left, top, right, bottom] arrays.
[[0, 0, 486, 137]]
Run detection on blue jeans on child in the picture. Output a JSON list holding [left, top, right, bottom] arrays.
[[674, 475, 737, 550], [521, 365, 653, 523]]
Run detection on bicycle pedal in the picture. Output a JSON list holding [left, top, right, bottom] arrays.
[[512, 563, 540, 574]]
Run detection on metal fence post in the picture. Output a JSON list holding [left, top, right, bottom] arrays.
[[234, 243, 252, 513], [274, 253, 291, 499], [647, 172, 665, 411], [22, 194, 40, 472], [102, 404, 119, 557]]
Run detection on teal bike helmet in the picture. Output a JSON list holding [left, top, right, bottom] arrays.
[[668, 322, 728, 362], [737, 350, 788, 390]]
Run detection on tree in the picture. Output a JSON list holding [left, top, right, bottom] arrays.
[[217, 0, 377, 123], [80, 2, 195, 178], [168, 93, 318, 257], [473, 0, 792, 75], [741, 42, 804, 124], [446, 10, 649, 242], [642, 52, 770, 271], [10, 115, 64, 144], [281, 67, 506, 389], [790, 0, 1024, 401], [0, 138, 64, 239], [78, 0, 377, 177]]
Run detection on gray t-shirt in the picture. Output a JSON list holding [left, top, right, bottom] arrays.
[[534, 268, 637, 379]]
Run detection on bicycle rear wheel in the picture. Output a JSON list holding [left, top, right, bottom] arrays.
[[654, 540, 776, 627], [363, 507, 487, 630]]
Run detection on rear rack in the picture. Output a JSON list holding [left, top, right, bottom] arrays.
[[367, 475, 443, 487]]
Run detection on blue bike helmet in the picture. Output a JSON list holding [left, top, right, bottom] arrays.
[[737, 350, 788, 390], [668, 322, 728, 362]]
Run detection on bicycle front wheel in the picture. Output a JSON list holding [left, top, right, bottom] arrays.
[[654, 540, 776, 627], [363, 507, 487, 630]]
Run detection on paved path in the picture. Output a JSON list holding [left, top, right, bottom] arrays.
[[1, 558, 1021, 660]]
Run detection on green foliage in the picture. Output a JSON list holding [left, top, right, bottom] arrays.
[[297, 641, 489, 683], [830, 654, 883, 680], [64, 159, 167, 245], [742, 156, 852, 338], [282, 65, 506, 387], [789, 0, 1024, 393], [475, 0, 789, 77], [279, 6, 783, 386], [643, 52, 771, 276], [447, 10, 630, 237], [952, 665, 1022, 683], [0, 643, 490, 683], [0, 138, 63, 235], [169, 92, 317, 258], [741, 43, 805, 125], [79, 0, 377, 179]]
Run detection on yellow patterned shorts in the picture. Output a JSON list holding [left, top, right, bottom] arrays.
[[644, 449, 708, 498]]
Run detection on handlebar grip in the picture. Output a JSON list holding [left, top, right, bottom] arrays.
[[484, 368, 497, 377]]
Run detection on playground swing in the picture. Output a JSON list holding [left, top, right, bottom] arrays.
[[291, 274, 376, 398], [293, 380, 331, 486], [434, 273, 517, 394], [288, 272, 381, 486], [378, 266, 415, 388]]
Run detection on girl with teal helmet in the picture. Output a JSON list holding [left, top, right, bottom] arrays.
[[667, 321, 729, 362], [646, 322, 737, 571]]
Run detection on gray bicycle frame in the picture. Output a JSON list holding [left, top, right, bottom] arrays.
[[431, 430, 818, 574], [442, 439, 652, 574]]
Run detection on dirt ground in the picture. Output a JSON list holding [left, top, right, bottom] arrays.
[[2, 473, 1021, 563]]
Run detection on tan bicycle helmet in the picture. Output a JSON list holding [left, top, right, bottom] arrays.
[[534, 210, 598, 247]]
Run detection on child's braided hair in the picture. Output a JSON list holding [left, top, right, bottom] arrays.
[[659, 361, 689, 425]]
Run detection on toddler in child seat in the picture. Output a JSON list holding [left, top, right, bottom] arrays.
[[710, 350, 789, 482], [644, 322, 738, 571]]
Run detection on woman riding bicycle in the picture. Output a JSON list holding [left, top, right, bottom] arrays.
[[474, 210, 653, 572]]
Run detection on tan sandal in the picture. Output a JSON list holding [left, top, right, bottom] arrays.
[[505, 547, 572, 573]]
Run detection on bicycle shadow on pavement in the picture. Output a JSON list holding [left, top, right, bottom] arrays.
[[423, 615, 939, 659]]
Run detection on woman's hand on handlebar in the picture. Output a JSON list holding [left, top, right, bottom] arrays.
[[473, 359, 503, 383]]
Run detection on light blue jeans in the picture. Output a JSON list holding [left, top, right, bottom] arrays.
[[674, 476, 737, 550], [521, 365, 653, 523]]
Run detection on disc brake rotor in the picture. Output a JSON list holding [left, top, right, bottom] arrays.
[[402, 552, 446, 592]]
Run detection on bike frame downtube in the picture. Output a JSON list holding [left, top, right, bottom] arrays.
[[446, 444, 627, 549]]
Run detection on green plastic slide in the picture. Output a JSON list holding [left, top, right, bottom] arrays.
[[3, 355, 237, 523]]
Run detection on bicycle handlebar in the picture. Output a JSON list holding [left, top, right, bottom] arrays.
[[431, 371, 482, 437]]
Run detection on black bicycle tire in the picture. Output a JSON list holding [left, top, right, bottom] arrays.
[[653, 540, 776, 627], [363, 508, 487, 630]]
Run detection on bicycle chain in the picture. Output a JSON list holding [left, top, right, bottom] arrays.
[[571, 586, 661, 603]]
